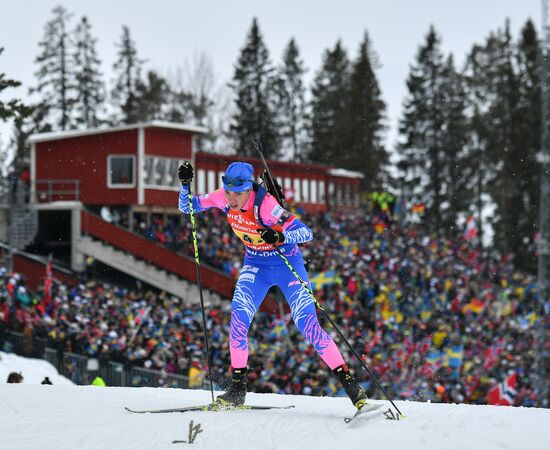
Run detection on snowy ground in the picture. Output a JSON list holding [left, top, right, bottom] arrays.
[[0, 351, 74, 386], [1, 353, 549, 450]]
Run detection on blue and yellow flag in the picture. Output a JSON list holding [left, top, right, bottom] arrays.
[[310, 270, 336, 291], [426, 350, 446, 371], [269, 319, 288, 339], [446, 345, 464, 369]]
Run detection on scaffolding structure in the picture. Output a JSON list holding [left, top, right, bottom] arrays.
[[536, 0, 550, 409]]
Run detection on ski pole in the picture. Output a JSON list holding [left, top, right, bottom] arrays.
[[271, 244, 403, 418], [251, 140, 402, 416], [187, 184, 215, 403]]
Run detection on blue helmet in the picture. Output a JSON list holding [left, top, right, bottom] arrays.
[[222, 162, 254, 192]]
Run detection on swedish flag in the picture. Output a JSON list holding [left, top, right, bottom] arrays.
[[426, 350, 445, 368], [446, 345, 464, 369], [269, 319, 288, 339], [310, 270, 336, 291]]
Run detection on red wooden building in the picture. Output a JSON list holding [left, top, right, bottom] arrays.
[[29, 121, 363, 211], [22, 122, 363, 303], [29, 121, 203, 207]]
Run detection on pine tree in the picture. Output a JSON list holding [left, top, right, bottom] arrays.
[[229, 18, 279, 157], [344, 32, 388, 189], [9, 104, 52, 176], [439, 55, 471, 232], [0, 47, 31, 176], [479, 21, 534, 266], [308, 40, 350, 164], [0, 47, 31, 123], [484, 24, 519, 253], [463, 43, 493, 247], [33, 5, 75, 130], [134, 70, 171, 121], [112, 25, 144, 124], [276, 38, 308, 161], [397, 26, 467, 234], [513, 20, 540, 271], [9, 116, 33, 176], [72, 16, 105, 128], [462, 20, 540, 271]]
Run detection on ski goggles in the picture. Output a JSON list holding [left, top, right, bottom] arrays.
[[222, 176, 253, 187]]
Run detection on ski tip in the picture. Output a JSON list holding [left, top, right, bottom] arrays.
[[344, 403, 385, 424], [124, 407, 140, 413]]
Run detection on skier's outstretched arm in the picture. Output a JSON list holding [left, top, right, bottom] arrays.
[[177, 162, 227, 215], [178, 184, 205, 214]]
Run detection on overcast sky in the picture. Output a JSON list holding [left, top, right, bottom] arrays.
[[0, 0, 541, 151]]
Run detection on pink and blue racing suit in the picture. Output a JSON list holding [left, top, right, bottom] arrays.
[[178, 184, 345, 370]]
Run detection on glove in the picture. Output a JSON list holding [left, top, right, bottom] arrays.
[[257, 228, 285, 245], [178, 162, 194, 185]]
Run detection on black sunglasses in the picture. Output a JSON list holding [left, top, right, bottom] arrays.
[[222, 176, 253, 187]]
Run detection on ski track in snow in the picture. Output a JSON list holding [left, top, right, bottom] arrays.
[[1, 352, 549, 450], [1, 385, 549, 450]]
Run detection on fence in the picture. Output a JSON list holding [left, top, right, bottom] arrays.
[[33, 179, 80, 203], [2, 331, 189, 389]]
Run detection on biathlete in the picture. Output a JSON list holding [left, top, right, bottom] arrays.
[[177, 161, 368, 410]]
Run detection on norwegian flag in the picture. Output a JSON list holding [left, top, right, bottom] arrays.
[[487, 372, 518, 406], [43, 255, 53, 306]]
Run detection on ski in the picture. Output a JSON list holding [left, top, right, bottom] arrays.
[[124, 404, 295, 414], [344, 403, 384, 423]]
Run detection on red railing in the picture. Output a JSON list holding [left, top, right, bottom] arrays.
[[34, 179, 80, 203], [80, 210, 235, 298]]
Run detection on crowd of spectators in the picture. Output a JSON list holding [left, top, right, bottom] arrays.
[[1, 203, 550, 407]]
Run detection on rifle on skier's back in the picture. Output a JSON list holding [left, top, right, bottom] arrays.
[[252, 140, 286, 209]]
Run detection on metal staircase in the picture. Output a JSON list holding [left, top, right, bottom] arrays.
[[0, 180, 38, 251], [8, 205, 39, 250], [76, 235, 220, 304]]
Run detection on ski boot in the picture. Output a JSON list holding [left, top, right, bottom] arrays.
[[333, 364, 368, 410], [216, 367, 247, 406]]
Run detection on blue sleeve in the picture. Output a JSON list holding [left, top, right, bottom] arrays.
[[282, 217, 313, 244], [177, 185, 206, 215]]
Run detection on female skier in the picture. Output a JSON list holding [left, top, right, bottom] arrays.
[[177, 161, 367, 410]]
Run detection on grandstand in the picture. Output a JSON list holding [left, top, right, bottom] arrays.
[[0, 121, 549, 409]]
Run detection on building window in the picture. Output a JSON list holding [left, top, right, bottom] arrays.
[[328, 182, 335, 205], [108, 155, 135, 188], [293, 178, 301, 202], [143, 156, 182, 189], [196, 169, 206, 195], [207, 170, 216, 192], [319, 181, 325, 203], [310, 179, 317, 203], [302, 179, 309, 202], [166, 159, 179, 186], [155, 158, 166, 185]]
